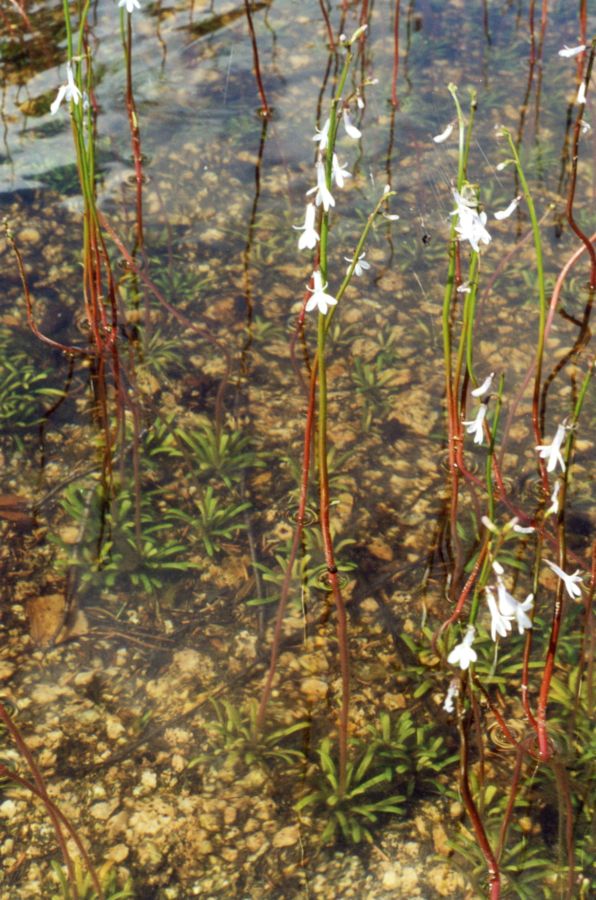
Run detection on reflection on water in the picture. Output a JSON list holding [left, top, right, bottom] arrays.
[[0, 0, 594, 896]]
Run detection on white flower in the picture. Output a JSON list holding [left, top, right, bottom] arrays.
[[463, 403, 488, 445], [344, 252, 370, 277], [307, 160, 335, 212], [451, 190, 492, 252], [50, 62, 82, 115], [543, 560, 583, 600], [486, 587, 513, 641], [546, 480, 561, 517], [293, 202, 319, 251], [305, 270, 337, 316], [577, 81, 587, 105], [433, 122, 454, 143], [536, 422, 567, 473], [342, 109, 361, 140], [332, 154, 351, 188], [457, 281, 471, 294], [558, 44, 586, 58], [443, 679, 459, 713], [496, 582, 534, 634], [447, 626, 477, 670], [119, 0, 141, 11], [581, 120, 591, 135], [471, 372, 494, 397], [312, 118, 331, 151], [494, 196, 522, 220], [512, 523, 535, 534]]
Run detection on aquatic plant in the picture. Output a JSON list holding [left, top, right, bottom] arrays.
[[295, 737, 406, 844], [55, 483, 199, 593], [50, 857, 134, 900], [0, 329, 65, 436], [168, 485, 250, 557], [190, 700, 308, 770], [174, 420, 266, 488]]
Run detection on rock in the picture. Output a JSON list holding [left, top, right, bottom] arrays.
[[272, 825, 300, 848], [299, 677, 328, 701]]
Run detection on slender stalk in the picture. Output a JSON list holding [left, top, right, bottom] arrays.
[[244, 0, 270, 116]]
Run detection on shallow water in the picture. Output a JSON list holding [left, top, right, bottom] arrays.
[[0, 1, 594, 897]]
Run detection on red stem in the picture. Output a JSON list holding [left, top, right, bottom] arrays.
[[458, 708, 501, 899], [390, 0, 400, 107], [244, 0, 270, 117], [256, 359, 317, 730]]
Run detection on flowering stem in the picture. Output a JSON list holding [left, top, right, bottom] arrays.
[[566, 40, 596, 288], [501, 130, 547, 451], [536, 360, 594, 758], [121, 11, 145, 251]]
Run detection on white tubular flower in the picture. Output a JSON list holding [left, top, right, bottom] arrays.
[[546, 480, 561, 517], [577, 81, 587, 105], [486, 587, 513, 641], [342, 109, 362, 140], [558, 44, 586, 58], [305, 270, 337, 316], [447, 626, 477, 671], [543, 560, 583, 600], [50, 62, 82, 115], [332, 154, 351, 188], [471, 372, 494, 397], [451, 190, 492, 252], [119, 0, 141, 10], [463, 403, 488, 445], [433, 122, 454, 143], [496, 581, 534, 634], [443, 679, 459, 713], [293, 202, 319, 251], [494, 196, 522, 220], [536, 422, 567, 473], [312, 117, 331, 151], [307, 160, 335, 212], [512, 523, 535, 534], [344, 252, 370, 277]]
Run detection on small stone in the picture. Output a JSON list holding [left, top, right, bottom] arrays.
[[90, 801, 118, 821], [0, 800, 18, 819], [272, 825, 300, 848], [106, 716, 125, 741], [382, 868, 400, 889], [299, 677, 328, 701], [107, 843, 129, 863], [18, 227, 41, 244]]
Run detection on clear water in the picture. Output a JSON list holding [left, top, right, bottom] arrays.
[[0, 1, 594, 897]]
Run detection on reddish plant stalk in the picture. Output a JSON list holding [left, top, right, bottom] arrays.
[[244, 0, 270, 116], [256, 359, 318, 731], [566, 44, 596, 288], [390, 0, 400, 107], [433, 542, 487, 653], [316, 344, 349, 792], [496, 747, 524, 860], [0, 703, 103, 899], [125, 14, 144, 251], [458, 709, 501, 899], [318, 0, 335, 50], [536, 577, 565, 759]]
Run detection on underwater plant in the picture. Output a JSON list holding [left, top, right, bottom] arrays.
[[295, 736, 406, 844], [189, 699, 308, 770]]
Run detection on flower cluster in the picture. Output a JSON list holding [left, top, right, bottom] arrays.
[[450, 188, 492, 253], [295, 100, 365, 314]]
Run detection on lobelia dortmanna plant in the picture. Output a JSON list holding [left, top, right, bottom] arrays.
[[434, 71, 594, 899], [256, 24, 398, 803]]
